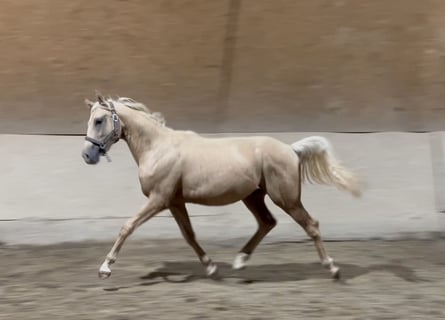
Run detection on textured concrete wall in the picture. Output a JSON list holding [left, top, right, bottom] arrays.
[[1, 0, 445, 134]]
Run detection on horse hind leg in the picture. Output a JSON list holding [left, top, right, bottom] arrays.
[[285, 203, 340, 279], [233, 189, 277, 270]]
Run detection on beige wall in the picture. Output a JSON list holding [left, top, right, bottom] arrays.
[[1, 0, 445, 134]]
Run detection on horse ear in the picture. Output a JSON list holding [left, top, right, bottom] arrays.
[[84, 98, 94, 109], [95, 90, 105, 104]]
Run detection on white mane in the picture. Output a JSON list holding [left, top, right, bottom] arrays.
[[115, 97, 150, 113], [102, 96, 166, 126]]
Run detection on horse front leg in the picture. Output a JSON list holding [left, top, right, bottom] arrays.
[[170, 202, 218, 277], [98, 196, 165, 279]]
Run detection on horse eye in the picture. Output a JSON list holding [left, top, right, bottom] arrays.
[[94, 119, 103, 126]]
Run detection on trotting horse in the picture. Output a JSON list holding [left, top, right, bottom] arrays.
[[82, 94, 361, 280]]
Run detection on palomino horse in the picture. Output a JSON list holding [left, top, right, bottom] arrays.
[[82, 94, 361, 280]]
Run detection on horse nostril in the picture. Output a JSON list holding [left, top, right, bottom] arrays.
[[83, 152, 90, 160]]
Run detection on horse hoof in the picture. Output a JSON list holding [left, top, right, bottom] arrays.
[[331, 267, 341, 280], [98, 271, 111, 279], [98, 262, 112, 279], [206, 263, 218, 277], [233, 252, 249, 270]]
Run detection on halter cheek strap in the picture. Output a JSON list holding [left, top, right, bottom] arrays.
[[85, 101, 121, 160]]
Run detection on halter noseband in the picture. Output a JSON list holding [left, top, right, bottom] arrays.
[[85, 100, 121, 159]]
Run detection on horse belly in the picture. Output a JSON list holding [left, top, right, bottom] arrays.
[[182, 166, 260, 206]]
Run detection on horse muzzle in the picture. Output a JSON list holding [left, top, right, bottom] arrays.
[[82, 144, 101, 165]]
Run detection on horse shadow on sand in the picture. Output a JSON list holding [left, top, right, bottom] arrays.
[[103, 259, 427, 291]]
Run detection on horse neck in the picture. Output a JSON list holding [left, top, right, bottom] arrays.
[[118, 106, 167, 164]]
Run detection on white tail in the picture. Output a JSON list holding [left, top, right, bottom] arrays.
[[291, 136, 361, 197]]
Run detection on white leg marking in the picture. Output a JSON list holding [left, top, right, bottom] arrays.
[[233, 252, 250, 270], [98, 261, 112, 279], [201, 255, 211, 265], [322, 256, 340, 279], [206, 263, 218, 276], [330, 265, 340, 278], [200, 255, 218, 277], [321, 256, 334, 268]]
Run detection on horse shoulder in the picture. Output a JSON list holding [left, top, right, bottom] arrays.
[[138, 146, 182, 198]]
